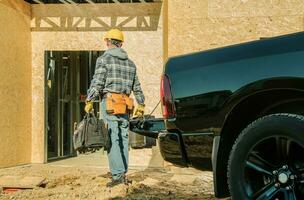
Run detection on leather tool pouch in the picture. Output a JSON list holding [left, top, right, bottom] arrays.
[[125, 96, 134, 111], [106, 93, 134, 115]]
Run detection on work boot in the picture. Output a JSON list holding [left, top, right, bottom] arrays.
[[106, 174, 132, 188], [106, 178, 124, 188], [124, 176, 132, 185]]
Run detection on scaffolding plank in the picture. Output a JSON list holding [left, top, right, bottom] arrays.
[[0, 176, 46, 189]]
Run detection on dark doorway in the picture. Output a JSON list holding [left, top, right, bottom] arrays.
[[45, 51, 104, 160]]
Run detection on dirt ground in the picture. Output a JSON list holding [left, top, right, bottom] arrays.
[[0, 164, 217, 200]]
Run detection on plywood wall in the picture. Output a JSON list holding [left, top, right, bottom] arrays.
[[166, 0, 304, 57], [0, 0, 31, 168], [31, 3, 163, 163]]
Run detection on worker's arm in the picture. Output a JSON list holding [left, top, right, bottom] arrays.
[[132, 74, 145, 105], [86, 57, 107, 102]]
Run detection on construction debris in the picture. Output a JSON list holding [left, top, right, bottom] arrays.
[[170, 174, 197, 185], [0, 176, 46, 189], [2, 188, 22, 194], [0, 165, 216, 200], [139, 177, 159, 186]]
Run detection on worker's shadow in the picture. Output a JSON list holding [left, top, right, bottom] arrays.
[[30, 2, 162, 32]]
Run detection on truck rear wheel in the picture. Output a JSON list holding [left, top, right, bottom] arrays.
[[228, 114, 304, 200]]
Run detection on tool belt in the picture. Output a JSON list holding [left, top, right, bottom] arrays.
[[105, 93, 134, 115]]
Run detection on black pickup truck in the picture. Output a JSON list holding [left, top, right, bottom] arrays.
[[130, 32, 304, 200]]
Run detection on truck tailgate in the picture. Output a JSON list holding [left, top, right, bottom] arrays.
[[129, 118, 165, 138]]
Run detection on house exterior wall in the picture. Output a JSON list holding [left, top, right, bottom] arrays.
[[0, 0, 32, 167], [31, 2, 163, 163], [166, 0, 304, 58]]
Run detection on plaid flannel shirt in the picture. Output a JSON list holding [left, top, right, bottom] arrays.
[[86, 48, 145, 105]]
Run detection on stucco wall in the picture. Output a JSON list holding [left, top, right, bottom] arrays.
[[31, 3, 163, 163], [166, 0, 304, 57], [0, 0, 31, 167]]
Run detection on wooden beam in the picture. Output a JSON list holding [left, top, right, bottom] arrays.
[[58, 0, 69, 4], [85, 0, 95, 4], [0, 176, 46, 189], [65, 0, 77, 4], [33, 0, 44, 3]]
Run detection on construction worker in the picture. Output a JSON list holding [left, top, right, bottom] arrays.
[[85, 29, 145, 187]]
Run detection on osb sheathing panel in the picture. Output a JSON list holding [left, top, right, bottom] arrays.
[[209, 0, 304, 17], [0, 0, 31, 16], [0, 0, 31, 167], [167, 0, 304, 57], [31, 3, 163, 163]]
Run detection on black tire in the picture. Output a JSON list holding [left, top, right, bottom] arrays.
[[228, 113, 304, 200]]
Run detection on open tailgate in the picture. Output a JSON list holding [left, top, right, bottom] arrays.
[[129, 118, 165, 138]]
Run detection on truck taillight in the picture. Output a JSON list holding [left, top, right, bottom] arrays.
[[160, 74, 176, 119]]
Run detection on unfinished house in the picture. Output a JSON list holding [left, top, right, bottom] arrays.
[[1, 0, 303, 168]]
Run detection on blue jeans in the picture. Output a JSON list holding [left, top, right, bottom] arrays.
[[100, 99, 129, 180]]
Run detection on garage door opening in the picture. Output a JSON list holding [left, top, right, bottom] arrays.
[[45, 51, 104, 161]]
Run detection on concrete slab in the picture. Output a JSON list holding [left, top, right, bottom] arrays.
[[48, 148, 164, 170], [129, 147, 164, 169], [0, 176, 45, 189], [48, 151, 108, 169]]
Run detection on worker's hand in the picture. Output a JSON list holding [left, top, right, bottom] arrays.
[[85, 101, 93, 113], [134, 104, 145, 118]]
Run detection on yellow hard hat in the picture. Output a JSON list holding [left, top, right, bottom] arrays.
[[104, 29, 124, 42]]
